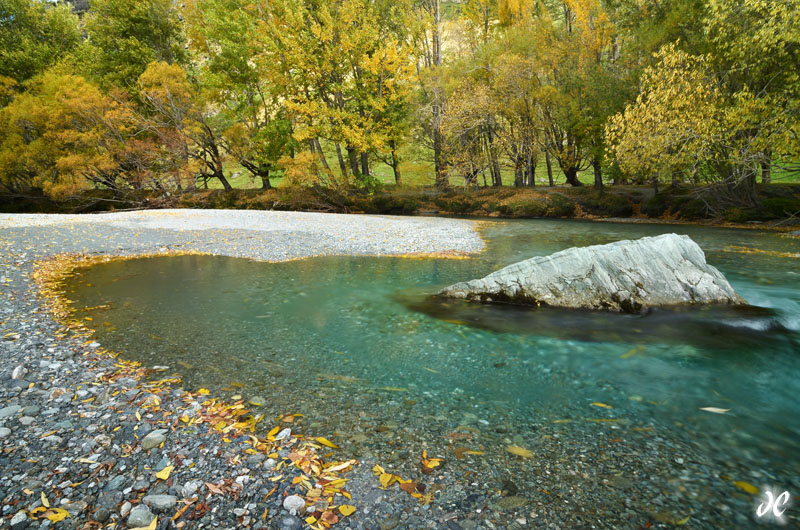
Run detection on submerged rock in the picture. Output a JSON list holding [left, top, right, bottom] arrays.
[[439, 234, 745, 312]]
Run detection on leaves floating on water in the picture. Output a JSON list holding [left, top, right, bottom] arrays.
[[620, 345, 646, 359], [453, 446, 485, 459], [734, 481, 759, 494], [700, 407, 730, 414], [506, 444, 533, 458], [314, 437, 339, 449], [421, 450, 444, 474]]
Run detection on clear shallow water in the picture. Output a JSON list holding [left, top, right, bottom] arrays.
[[64, 219, 800, 481]]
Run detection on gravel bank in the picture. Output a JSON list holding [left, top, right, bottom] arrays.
[[0, 210, 483, 530]]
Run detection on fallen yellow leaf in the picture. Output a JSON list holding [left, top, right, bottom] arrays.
[[338, 505, 356, 516], [734, 481, 759, 495], [315, 437, 339, 449], [45, 508, 70, 523], [506, 445, 533, 458], [156, 465, 173, 481], [591, 402, 613, 409], [41, 491, 50, 508]]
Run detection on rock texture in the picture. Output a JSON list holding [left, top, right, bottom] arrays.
[[439, 234, 745, 312]]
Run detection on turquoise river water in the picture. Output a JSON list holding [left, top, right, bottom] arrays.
[[64, 219, 800, 498]]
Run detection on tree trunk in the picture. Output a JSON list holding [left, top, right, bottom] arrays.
[[335, 143, 348, 177], [216, 171, 233, 191], [593, 158, 603, 191], [360, 152, 370, 177], [261, 169, 272, 190], [314, 139, 330, 171], [527, 154, 536, 187], [545, 151, 554, 186], [431, 0, 448, 190], [390, 140, 401, 185], [514, 160, 524, 187], [347, 146, 361, 177], [761, 157, 771, 184], [564, 166, 582, 187]]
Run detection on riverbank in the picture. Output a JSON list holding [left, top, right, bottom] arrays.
[[0, 211, 794, 529], [3, 184, 800, 232]]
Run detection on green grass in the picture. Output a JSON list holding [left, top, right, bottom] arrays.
[[202, 148, 799, 191]]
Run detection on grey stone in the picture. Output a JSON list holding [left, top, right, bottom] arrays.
[[439, 234, 745, 312], [279, 515, 302, 530], [21, 406, 40, 416], [91, 507, 111, 523], [142, 494, 177, 511], [181, 479, 203, 498], [97, 490, 123, 508], [141, 429, 167, 450], [282, 495, 305, 515], [248, 396, 266, 406], [120, 501, 132, 518], [104, 475, 126, 491], [0, 405, 22, 419], [247, 453, 266, 466], [19, 416, 34, 426], [10, 511, 27, 528], [0, 427, 11, 438], [127, 505, 154, 528]]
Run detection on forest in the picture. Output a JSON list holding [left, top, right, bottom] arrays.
[[0, 0, 798, 218]]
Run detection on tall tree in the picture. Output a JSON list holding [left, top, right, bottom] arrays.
[[0, 0, 80, 85], [81, 0, 186, 89]]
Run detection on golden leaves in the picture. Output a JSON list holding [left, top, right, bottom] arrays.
[[338, 505, 356, 516], [156, 465, 173, 480], [421, 450, 444, 474], [591, 402, 613, 409], [314, 437, 339, 449], [734, 481, 759, 495], [505, 444, 533, 458]]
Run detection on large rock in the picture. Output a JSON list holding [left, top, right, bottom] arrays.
[[438, 234, 745, 312]]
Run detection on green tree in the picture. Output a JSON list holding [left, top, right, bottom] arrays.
[[0, 0, 81, 85], [184, 0, 296, 190], [81, 0, 186, 89]]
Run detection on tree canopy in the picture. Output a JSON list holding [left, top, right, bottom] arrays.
[[0, 0, 798, 205]]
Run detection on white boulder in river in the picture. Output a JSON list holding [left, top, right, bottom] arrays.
[[439, 234, 745, 312]]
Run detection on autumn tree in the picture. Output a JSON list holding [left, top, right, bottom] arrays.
[[0, 72, 180, 200], [253, 0, 421, 189], [136, 61, 234, 191]]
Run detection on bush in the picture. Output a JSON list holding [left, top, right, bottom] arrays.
[[547, 194, 577, 217], [575, 191, 633, 217], [761, 197, 800, 218], [434, 195, 483, 213]]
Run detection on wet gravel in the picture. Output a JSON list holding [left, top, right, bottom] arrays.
[[0, 210, 796, 529]]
